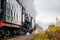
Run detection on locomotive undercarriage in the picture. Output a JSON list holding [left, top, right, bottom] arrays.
[[0, 26, 26, 38], [0, 26, 33, 38]]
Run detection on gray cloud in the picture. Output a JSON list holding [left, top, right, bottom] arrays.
[[34, 0, 60, 12], [37, 0, 60, 8], [34, 0, 60, 30]]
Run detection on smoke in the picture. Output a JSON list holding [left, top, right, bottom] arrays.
[[18, 0, 37, 18]]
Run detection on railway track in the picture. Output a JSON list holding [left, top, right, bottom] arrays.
[[0, 34, 36, 40]]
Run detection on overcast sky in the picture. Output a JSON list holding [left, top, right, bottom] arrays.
[[33, 0, 60, 30]]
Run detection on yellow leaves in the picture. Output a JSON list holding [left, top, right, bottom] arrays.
[[45, 26, 60, 40], [47, 26, 60, 33], [34, 32, 49, 40], [34, 26, 60, 40], [34, 31, 57, 40]]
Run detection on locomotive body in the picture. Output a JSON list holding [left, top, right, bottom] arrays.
[[0, 0, 36, 37]]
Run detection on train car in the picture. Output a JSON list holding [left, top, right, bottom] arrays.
[[0, 0, 36, 37], [0, 0, 23, 37]]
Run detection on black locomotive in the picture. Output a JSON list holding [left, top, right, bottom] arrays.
[[0, 0, 36, 37]]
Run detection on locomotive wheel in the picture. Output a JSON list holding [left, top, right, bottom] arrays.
[[11, 29, 16, 36], [2, 27, 10, 38], [4, 30, 10, 37], [16, 30, 20, 35], [0, 27, 5, 38]]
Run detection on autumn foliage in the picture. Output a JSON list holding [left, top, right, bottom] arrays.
[[34, 26, 60, 40], [45, 26, 60, 40]]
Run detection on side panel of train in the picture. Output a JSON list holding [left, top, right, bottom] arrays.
[[0, 0, 22, 25], [0, 0, 35, 37], [0, 0, 23, 37]]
